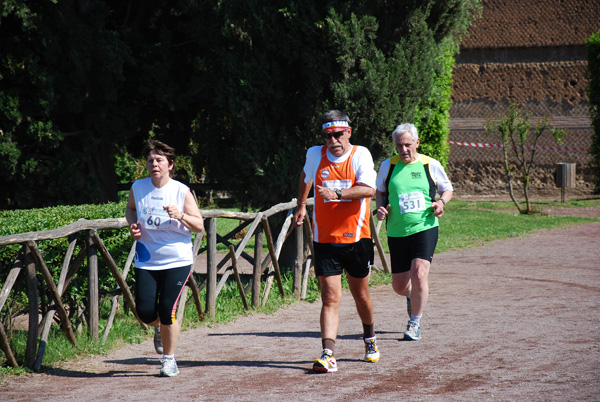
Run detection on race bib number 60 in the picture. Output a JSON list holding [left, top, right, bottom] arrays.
[[140, 207, 171, 230], [398, 191, 427, 214]]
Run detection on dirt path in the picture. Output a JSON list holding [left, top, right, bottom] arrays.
[[2, 221, 599, 401]]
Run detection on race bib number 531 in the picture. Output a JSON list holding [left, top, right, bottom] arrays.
[[398, 191, 427, 214]]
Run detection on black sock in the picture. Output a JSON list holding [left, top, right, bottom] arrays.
[[363, 322, 375, 339], [322, 338, 336, 353]]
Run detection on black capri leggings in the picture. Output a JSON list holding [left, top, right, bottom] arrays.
[[134, 265, 192, 325]]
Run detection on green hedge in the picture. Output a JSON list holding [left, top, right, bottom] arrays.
[[587, 30, 600, 194], [0, 202, 133, 320]]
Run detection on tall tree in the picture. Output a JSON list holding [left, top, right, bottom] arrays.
[[193, 0, 480, 208], [1, 1, 129, 207], [0, 0, 213, 208], [0, 0, 480, 209]]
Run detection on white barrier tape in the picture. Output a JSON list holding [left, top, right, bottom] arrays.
[[447, 141, 590, 153]]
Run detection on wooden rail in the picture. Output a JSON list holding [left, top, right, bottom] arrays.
[[0, 197, 389, 369]]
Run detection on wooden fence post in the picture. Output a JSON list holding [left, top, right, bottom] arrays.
[[24, 244, 38, 369], [261, 217, 285, 298], [89, 231, 146, 330], [35, 233, 78, 370], [0, 322, 18, 367], [27, 242, 77, 346], [252, 223, 263, 308], [86, 231, 99, 340], [206, 218, 217, 319], [101, 241, 136, 345], [228, 245, 249, 311], [216, 212, 263, 297], [370, 213, 390, 273], [301, 217, 315, 300], [0, 247, 23, 367], [293, 225, 303, 299], [261, 211, 293, 306], [188, 230, 206, 321], [175, 230, 205, 325], [0, 246, 24, 314]]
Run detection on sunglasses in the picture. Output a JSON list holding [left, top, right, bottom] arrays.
[[322, 130, 346, 140]]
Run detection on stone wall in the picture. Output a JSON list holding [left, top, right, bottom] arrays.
[[451, 62, 588, 107], [448, 161, 595, 200], [448, 0, 600, 198]]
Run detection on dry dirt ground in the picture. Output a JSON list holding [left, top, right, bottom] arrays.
[[2, 215, 599, 401]]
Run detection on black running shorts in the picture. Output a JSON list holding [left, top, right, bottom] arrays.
[[388, 226, 439, 274], [313, 238, 374, 278]]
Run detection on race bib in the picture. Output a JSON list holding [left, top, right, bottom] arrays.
[[322, 179, 352, 203], [398, 191, 427, 213], [140, 206, 171, 230]]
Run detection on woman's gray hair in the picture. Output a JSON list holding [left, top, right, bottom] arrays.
[[392, 123, 418, 142]]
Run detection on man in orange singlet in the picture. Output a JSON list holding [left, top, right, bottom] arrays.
[[293, 110, 379, 373]]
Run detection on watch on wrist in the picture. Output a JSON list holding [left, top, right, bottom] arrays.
[[440, 198, 446, 205], [335, 189, 343, 200]]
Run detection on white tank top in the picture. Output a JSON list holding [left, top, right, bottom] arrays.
[[132, 177, 193, 270]]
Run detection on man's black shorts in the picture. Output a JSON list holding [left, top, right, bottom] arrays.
[[313, 238, 374, 278], [388, 226, 439, 274]]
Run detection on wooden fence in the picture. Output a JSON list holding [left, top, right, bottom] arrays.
[[0, 198, 388, 370]]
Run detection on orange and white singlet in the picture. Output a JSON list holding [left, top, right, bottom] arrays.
[[305, 145, 375, 244]]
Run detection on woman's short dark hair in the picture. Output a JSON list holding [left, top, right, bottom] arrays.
[[143, 140, 176, 175]]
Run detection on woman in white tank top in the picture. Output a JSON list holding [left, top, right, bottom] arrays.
[[125, 140, 204, 377]]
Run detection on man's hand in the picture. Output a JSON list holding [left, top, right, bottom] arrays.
[[432, 200, 445, 217], [376, 204, 390, 221], [315, 185, 337, 201], [293, 204, 307, 227]]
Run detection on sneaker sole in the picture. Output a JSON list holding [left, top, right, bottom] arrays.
[[160, 370, 179, 377], [313, 361, 338, 373], [404, 333, 421, 341], [313, 366, 337, 373], [365, 355, 380, 363]]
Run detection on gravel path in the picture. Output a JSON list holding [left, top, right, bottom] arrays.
[[2, 221, 599, 401]]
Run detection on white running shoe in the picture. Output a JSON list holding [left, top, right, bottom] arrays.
[[364, 338, 380, 362], [313, 350, 337, 373], [160, 357, 179, 377], [404, 320, 421, 341]]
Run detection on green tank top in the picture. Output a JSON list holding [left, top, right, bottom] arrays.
[[384, 154, 438, 237]]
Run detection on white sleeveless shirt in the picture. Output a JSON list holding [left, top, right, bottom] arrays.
[[131, 177, 193, 270]]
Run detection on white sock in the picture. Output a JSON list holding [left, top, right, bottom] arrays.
[[163, 354, 174, 360], [410, 314, 422, 324], [364, 336, 376, 343]]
